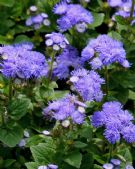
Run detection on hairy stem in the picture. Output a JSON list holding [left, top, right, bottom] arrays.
[[9, 78, 13, 102], [130, 0, 135, 19], [107, 144, 113, 161], [48, 52, 56, 83]]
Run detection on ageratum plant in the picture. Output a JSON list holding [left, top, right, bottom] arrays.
[[0, 0, 134, 169]]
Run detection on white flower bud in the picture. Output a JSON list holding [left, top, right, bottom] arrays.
[[78, 106, 85, 113], [42, 130, 50, 135], [53, 44, 60, 51], [38, 166, 48, 169], [70, 76, 79, 83], [24, 131, 30, 138], [62, 120, 70, 128]]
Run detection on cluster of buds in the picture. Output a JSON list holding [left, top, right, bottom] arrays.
[[26, 5, 51, 29], [45, 32, 69, 51]]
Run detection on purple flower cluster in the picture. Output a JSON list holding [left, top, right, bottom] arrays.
[[38, 164, 58, 169], [103, 158, 121, 169], [45, 32, 69, 51], [53, 1, 93, 32], [91, 101, 135, 144], [43, 94, 86, 124], [0, 42, 48, 79], [108, 0, 135, 21], [81, 35, 130, 69], [53, 45, 81, 79], [26, 6, 50, 29], [70, 68, 104, 102], [108, 0, 132, 8]]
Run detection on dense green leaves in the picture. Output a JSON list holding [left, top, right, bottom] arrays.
[[0, 124, 23, 147], [0, 0, 15, 7]]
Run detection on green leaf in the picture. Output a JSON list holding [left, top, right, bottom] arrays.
[[3, 159, 16, 168], [27, 135, 51, 147], [90, 13, 105, 28], [0, 124, 23, 147], [9, 97, 32, 120], [94, 164, 103, 169], [128, 90, 135, 100], [108, 31, 122, 41], [115, 15, 129, 25], [25, 162, 38, 169], [14, 35, 31, 43], [64, 152, 82, 168], [51, 90, 69, 100], [79, 125, 92, 139], [30, 140, 56, 164], [0, 0, 15, 7], [74, 141, 87, 148]]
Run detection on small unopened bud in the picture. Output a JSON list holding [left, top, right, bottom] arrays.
[[62, 120, 70, 128], [24, 131, 30, 138], [78, 106, 85, 113], [45, 39, 53, 46], [2, 54, 8, 60], [123, 6, 130, 12], [53, 44, 60, 51], [38, 166, 48, 169], [18, 139, 26, 147], [41, 13, 48, 18], [29, 6, 37, 12], [108, 21, 114, 28], [43, 19, 51, 26], [70, 76, 79, 83], [42, 130, 50, 135]]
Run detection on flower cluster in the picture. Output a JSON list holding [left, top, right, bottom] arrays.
[[81, 35, 129, 69], [70, 68, 104, 102], [53, 1, 93, 32], [103, 158, 121, 169], [45, 32, 69, 51], [43, 94, 86, 124], [26, 6, 50, 29], [38, 164, 58, 169], [53, 45, 81, 79], [91, 101, 135, 144], [108, 0, 132, 8], [108, 0, 135, 21], [0, 42, 48, 79]]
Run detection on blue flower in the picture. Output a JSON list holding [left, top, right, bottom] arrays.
[[53, 45, 81, 79], [110, 159, 121, 166], [91, 101, 135, 144], [48, 164, 58, 169], [81, 35, 130, 69], [53, 2, 93, 32], [104, 127, 120, 144], [103, 163, 114, 169], [0, 42, 48, 79], [43, 94, 86, 124], [70, 68, 104, 102]]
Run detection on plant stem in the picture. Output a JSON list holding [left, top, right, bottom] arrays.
[[108, 144, 113, 161], [48, 52, 56, 83], [105, 66, 109, 96], [9, 78, 13, 102], [130, 0, 135, 19]]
